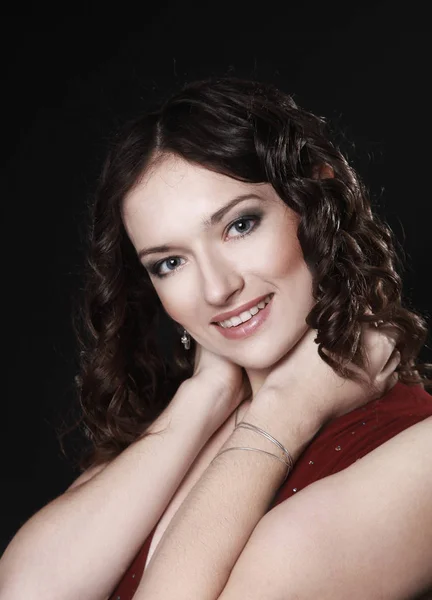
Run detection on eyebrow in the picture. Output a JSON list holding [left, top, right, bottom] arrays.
[[137, 193, 265, 260]]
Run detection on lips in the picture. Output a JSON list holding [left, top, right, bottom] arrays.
[[211, 293, 273, 324], [212, 293, 274, 340]]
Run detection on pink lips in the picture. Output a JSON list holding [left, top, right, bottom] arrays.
[[211, 293, 271, 323], [212, 294, 274, 340]]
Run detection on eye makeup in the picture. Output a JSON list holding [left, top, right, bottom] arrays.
[[147, 209, 264, 278]]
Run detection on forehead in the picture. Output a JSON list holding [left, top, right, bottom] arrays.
[[122, 155, 263, 221]]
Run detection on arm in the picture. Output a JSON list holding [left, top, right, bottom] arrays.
[[135, 325, 399, 600], [219, 416, 432, 600], [0, 378, 219, 600], [135, 391, 322, 600]]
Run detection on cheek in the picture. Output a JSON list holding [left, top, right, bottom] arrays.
[[157, 289, 196, 326], [269, 236, 315, 309], [257, 229, 306, 279]]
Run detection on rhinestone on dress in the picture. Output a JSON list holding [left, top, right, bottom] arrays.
[[335, 445, 341, 451], [309, 460, 314, 465], [293, 488, 297, 492]]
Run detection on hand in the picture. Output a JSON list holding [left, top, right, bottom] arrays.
[[189, 342, 252, 432], [249, 324, 400, 441]]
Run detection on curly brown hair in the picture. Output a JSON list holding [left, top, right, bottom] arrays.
[[71, 77, 431, 470]]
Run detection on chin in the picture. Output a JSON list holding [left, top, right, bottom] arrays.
[[239, 325, 310, 370]]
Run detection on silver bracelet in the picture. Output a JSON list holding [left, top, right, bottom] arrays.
[[235, 421, 294, 472], [212, 446, 291, 482]]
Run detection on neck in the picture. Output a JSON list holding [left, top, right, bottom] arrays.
[[245, 365, 273, 399]]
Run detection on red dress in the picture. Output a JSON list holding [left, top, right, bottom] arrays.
[[109, 381, 432, 599]]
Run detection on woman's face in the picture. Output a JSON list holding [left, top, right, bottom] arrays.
[[122, 155, 315, 372]]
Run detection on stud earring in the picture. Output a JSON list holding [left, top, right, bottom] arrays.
[[180, 329, 191, 350]]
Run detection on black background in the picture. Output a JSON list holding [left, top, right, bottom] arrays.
[[4, 3, 431, 554]]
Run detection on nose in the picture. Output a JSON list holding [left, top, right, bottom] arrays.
[[198, 252, 244, 307]]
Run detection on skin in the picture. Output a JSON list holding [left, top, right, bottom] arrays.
[[120, 155, 428, 599], [1, 156, 426, 600], [122, 154, 317, 398], [218, 416, 432, 599]]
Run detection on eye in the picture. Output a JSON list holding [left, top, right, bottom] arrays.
[[149, 213, 262, 278], [150, 256, 185, 277], [226, 216, 259, 239]]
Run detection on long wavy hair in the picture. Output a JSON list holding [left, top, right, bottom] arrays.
[[71, 77, 431, 470]]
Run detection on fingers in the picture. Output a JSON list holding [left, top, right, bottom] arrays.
[[361, 323, 398, 378], [365, 321, 400, 396], [372, 322, 399, 346], [380, 346, 401, 375], [375, 348, 401, 393]]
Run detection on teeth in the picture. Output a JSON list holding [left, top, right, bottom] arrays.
[[230, 316, 243, 327], [218, 294, 273, 328]]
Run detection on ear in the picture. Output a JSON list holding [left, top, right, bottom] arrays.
[[311, 163, 334, 180]]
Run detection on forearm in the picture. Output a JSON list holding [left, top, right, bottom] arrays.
[[0, 379, 212, 600], [136, 395, 318, 600]]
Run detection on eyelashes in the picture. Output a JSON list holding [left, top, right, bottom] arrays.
[[149, 213, 262, 278]]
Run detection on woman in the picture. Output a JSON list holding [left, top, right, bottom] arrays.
[[1, 78, 431, 599]]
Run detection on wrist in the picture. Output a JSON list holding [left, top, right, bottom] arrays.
[[148, 379, 212, 440], [216, 426, 291, 485], [170, 377, 236, 437], [243, 387, 323, 462]]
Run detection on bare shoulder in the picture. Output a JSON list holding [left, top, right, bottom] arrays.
[[221, 418, 432, 599], [269, 415, 432, 524], [330, 415, 432, 483], [66, 461, 110, 492]]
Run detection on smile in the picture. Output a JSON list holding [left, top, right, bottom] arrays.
[[217, 294, 273, 328], [212, 293, 274, 340]]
